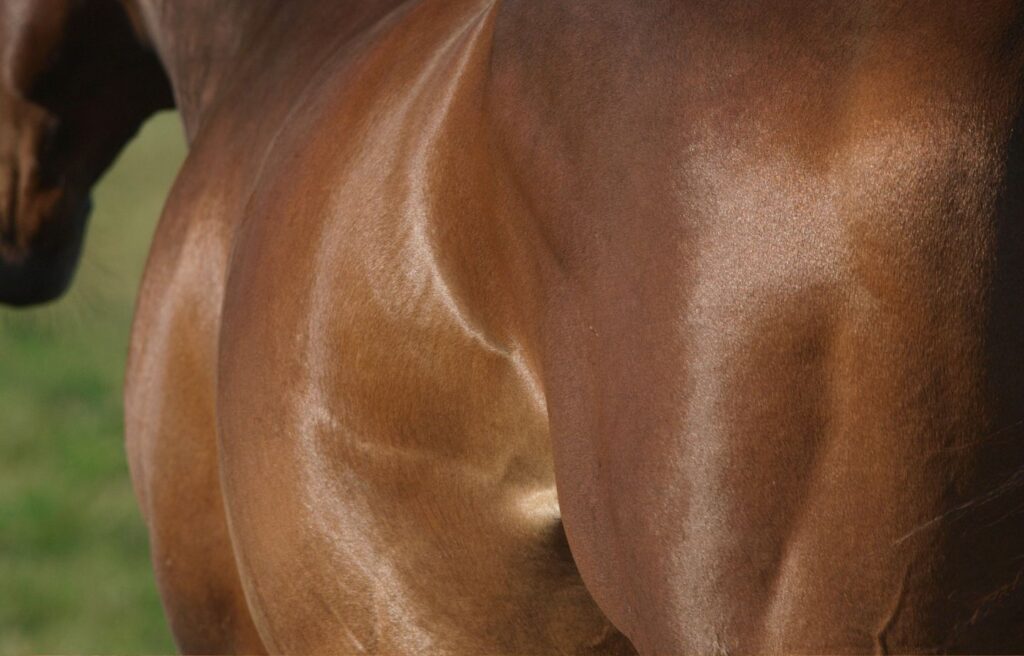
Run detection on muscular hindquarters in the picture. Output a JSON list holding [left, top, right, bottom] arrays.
[[210, 1, 629, 651], [125, 185, 265, 653]]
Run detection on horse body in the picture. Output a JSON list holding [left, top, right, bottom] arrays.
[[3, 0, 1024, 653], [492, 4, 1024, 652]]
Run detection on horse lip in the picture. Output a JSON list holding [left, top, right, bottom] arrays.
[[0, 242, 27, 265], [0, 252, 69, 306], [0, 196, 92, 307]]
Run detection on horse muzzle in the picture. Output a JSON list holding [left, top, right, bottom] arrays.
[[0, 197, 91, 307]]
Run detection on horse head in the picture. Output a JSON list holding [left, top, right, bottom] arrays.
[[0, 0, 171, 306]]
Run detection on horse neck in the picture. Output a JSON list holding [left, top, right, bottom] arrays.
[[125, 0, 277, 139], [128, 1, 400, 141]]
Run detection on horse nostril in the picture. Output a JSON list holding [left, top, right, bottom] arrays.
[[0, 170, 18, 243], [0, 213, 13, 243], [0, 193, 19, 240], [0, 234, 22, 265]]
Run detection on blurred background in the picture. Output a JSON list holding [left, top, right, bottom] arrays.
[[0, 112, 185, 654]]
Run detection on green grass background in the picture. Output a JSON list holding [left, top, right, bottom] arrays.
[[0, 112, 185, 654]]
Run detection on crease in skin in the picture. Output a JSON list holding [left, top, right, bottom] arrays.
[[510, 347, 547, 415], [505, 348, 556, 526], [299, 396, 519, 487], [873, 565, 910, 655], [210, 23, 381, 648], [340, 624, 369, 654], [363, 1, 506, 359], [219, 10, 442, 651], [285, 3, 507, 651], [294, 394, 417, 652]]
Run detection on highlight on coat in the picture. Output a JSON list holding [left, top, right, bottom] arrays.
[[2, 1, 1024, 653]]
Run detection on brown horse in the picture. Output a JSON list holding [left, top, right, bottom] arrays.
[[4, 0, 1024, 653]]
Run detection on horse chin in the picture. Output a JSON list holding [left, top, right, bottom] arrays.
[[0, 197, 91, 307]]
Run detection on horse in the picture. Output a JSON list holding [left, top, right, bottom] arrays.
[[3, 0, 1024, 653]]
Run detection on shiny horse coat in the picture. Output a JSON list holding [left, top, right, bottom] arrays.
[[2, 1, 1024, 653]]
